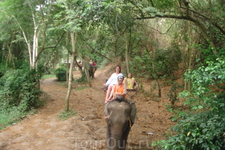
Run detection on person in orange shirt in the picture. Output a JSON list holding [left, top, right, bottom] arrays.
[[105, 75, 127, 103]]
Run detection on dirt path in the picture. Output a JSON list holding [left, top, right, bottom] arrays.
[[0, 67, 176, 150]]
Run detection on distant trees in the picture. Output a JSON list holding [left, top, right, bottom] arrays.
[[0, 0, 56, 69]]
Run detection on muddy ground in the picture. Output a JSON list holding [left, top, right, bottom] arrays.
[[0, 65, 177, 150]]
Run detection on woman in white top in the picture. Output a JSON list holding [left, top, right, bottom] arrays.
[[104, 65, 123, 103]]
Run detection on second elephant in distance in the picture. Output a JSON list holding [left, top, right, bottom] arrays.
[[89, 66, 97, 78], [104, 97, 136, 150]]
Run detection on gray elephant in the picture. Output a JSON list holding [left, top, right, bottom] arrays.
[[104, 96, 136, 150]]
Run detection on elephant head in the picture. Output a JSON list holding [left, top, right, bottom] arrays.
[[104, 97, 136, 150]]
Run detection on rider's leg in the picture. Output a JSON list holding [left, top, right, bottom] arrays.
[[105, 85, 113, 102], [131, 78, 135, 89]]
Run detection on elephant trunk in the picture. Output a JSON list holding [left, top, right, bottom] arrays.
[[107, 126, 128, 150], [107, 136, 127, 150]]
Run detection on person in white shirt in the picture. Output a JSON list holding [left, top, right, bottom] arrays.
[[104, 65, 123, 103]]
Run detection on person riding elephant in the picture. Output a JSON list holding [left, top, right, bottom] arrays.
[[124, 73, 138, 90], [104, 65, 123, 103], [105, 75, 126, 103], [104, 96, 136, 150], [89, 60, 97, 78]]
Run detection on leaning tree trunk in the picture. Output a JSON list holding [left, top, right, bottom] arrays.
[[64, 32, 76, 112]]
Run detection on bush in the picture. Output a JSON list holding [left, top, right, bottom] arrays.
[[0, 62, 6, 78], [76, 72, 87, 83], [54, 67, 67, 81], [153, 58, 225, 149], [153, 110, 225, 150], [0, 69, 43, 112]]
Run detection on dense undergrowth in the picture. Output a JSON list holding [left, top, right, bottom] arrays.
[[0, 67, 44, 130], [153, 58, 225, 149]]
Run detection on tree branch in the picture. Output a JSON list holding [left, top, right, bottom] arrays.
[[180, 6, 225, 35], [80, 37, 112, 61], [35, 32, 66, 63], [136, 14, 216, 49], [136, 14, 223, 56]]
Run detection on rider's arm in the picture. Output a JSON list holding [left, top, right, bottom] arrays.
[[105, 73, 114, 87], [124, 84, 127, 94]]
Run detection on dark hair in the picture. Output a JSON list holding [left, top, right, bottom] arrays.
[[115, 65, 121, 73]]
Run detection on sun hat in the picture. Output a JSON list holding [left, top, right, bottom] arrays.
[[117, 75, 124, 80]]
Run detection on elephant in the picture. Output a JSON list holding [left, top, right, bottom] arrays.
[[89, 66, 97, 78], [104, 96, 136, 150]]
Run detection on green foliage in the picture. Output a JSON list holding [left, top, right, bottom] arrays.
[[0, 108, 35, 130], [167, 82, 182, 106], [76, 72, 87, 83], [0, 69, 43, 112], [0, 67, 44, 130], [0, 63, 6, 78], [0, 111, 19, 130], [57, 109, 77, 121], [130, 46, 181, 80], [75, 86, 89, 91], [153, 111, 225, 150], [153, 0, 176, 10], [54, 67, 67, 81], [154, 57, 225, 149], [42, 74, 56, 79], [181, 58, 225, 111]]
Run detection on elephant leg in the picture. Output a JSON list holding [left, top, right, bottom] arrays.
[[90, 67, 94, 78], [119, 122, 131, 150], [130, 103, 137, 125], [88, 69, 91, 77], [106, 120, 111, 150], [93, 67, 96, 78]]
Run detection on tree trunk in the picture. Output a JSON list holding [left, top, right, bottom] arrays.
[[65, 32, 76, 112], [156, 77, 161, 97], [125, 37, 130, 74], [184, 20, 193, 91], [6, 43, 15, 69], [125, 28, 131, 74], [83, 57, 92, 87], [66, 53, 69, 82], [151, 43, 161, 98], [32, 28, 38, 69]]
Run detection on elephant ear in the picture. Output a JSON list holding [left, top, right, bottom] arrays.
[[104, 100, 115, 119], [130, 102, 137, 125]]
